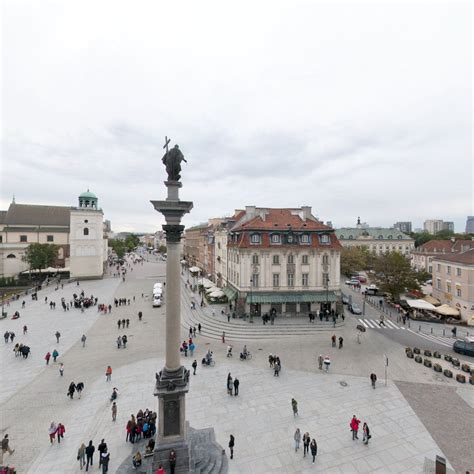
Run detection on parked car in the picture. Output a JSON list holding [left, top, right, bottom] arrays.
[[342, 295, 349, 305], [349, 303, 362, 315], [153, 297, 162, 307], [346, 279, 360, 286], [453, 340, 474, 357]]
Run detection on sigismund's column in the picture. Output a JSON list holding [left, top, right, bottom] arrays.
[[151, 142, 193, 464]]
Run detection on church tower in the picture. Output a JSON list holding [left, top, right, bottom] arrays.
[[69, 190, 106, 279]]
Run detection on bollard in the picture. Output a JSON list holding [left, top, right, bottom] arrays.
[[431, 327, 433, 334], [419, 325, 421, 332], [443, 329, 445, 336]]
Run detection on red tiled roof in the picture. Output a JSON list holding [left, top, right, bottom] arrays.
[[432, 248, 474, 265], [232, 208, 332, 232], [414, 239, 474, 254]]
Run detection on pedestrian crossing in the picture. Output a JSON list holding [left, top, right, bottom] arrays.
[[358, 318, 404, 330], [406, 329, 455, 348]]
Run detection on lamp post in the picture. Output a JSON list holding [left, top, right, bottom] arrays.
[[249, 278, 253, 323], [326, 277, 330, 315]]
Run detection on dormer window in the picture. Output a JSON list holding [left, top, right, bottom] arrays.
[[300, 234, 310, 244], [397, 235, 403, 239], [271, 234, 281, 244], [378, 235, 384, 239], [348, 235, 353, 240], [320, 234, 330, 244], [250, 233, 261, 244], [388, 235, 393, 239], [340, 235, 345, 240], [287, 234, 293, 243]]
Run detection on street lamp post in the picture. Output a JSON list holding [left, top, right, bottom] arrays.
[[326, 278, 330, 315], [249, 278, 253, 323]]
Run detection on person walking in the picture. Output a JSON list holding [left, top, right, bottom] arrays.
[[23, 325, 28, 335], [111, 401, 117, 421], [370, 373, 377, 389], [55, 331, 61, 343], [45, 351, 51, 365], [138, 311, 142, 321], [122, 335, 128, 348], [294, 428, 301, 452], [57, 423, 65, 443], [100, 448, 110, 473], [228, 434, 235, 459], [310, 438, 318, 464], [52, 349, 59, 362], [106, 366, 112, 381], [48, 422, 58, 444], [169, 449, 177, 474], [81, 334, 87, 347], [198, 323, 201, 334], [192, 360, 197, 375], [291, 398, 298, 416], [76, 382, 84, 399], [222, 331, 225, 343], [233, 377, 240, 396], [85, 440, 95, 471], [98, 439, 107, 468], [77, 443, 86, 470], [1, 434, 15, 465], [68, 382, 76, 399], [118, 320, 121, 329], [303, 432, 310, 457], [227, 373, 233, 396], [323, 355, 331, 372], [116, 336, 122, 349], [59, 363, 64, 377], [363, 422, 371, 444], [338, 336, 344, 349], [350, 415, 361, 440], [331, 334, 336, 347]]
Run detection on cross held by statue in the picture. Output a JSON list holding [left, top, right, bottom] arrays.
[[163, 136, 171, 153]]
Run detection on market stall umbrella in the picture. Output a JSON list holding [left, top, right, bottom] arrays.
[[434, 304, 460, 318], [209, 290, 225, 298], [423, 295, 441, 306], [405, 299, 437, 311]]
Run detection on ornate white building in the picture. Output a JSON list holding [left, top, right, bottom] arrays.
[[225, 206, 342, 317]]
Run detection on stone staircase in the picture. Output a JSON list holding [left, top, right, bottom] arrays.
[[180, 285, 345, 342]]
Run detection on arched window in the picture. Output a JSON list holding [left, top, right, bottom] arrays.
[[378, 235, 384, 239], [83, 228, 89, 236], [6, 253, 16, 258]]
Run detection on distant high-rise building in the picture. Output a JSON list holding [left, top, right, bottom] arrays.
[[465, 216, 474, 234], [394, 221, 412, 234], [424, 219, 455, 234], [442, 221, 454, 232]]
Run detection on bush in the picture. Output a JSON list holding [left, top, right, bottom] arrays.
[[456, 374, 466, 383], [443, 369, 453, 378], [423, 359, 432, 368], [413, 347, 421, 354], [415, 355, 422, 363], [452, 358, 460, 367], [444, 354, 452, 362], [405, 347, 412, 353], [424, 350, 432, 357], [433, 352, 441, 359], [461, 364, 471, 373], [433, 363, 442, 372], [406, 351, 414, 359]]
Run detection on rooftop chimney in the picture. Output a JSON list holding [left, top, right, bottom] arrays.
[[301, 206, 312, 221]]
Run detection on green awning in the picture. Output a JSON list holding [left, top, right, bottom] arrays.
[[222, 286, 238, 301], [246, 291, 338, 304]]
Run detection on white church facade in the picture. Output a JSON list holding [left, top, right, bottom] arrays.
[[0, 190, 108, 279]]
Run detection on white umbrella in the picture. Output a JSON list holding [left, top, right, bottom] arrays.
[[209, 290, 225, 298]]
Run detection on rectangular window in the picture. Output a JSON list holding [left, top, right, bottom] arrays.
[[323, 273, 329, 286], [288, 254, 294, 264], [322, 254, 329, 266], [436, 278, 441, 290], [250, 234, 261, 244], [446, 283, 451, 293], [437, 264, 441, 272], [447, 266, 451, 275], [47, 235, 54, 242], [251, 274, 259, 288], [301, 234, 310, 244], [20, 235, 27, 242], [320, 234, 330, 244], [428, 266, 432, 273], [302, 255, 308, 264], [456, 268, 461, 277], [271, 234, 281, 244], [456, 288, 462, 297], [272, 255, 280, 265], [0, 235, 2, 243], [287, 273, 294, 287], [302, 273, 309, 286], [272, 273, 280, 287], [252, 254, 259, 265]]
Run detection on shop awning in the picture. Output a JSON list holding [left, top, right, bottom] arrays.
[[423, 295, 441, 306], [246, 291, 338, 304], [434, 304, 460, 317], [222, 286, 238, 301], [405, 299, 436, 310]]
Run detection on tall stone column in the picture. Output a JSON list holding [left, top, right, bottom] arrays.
[[151, 180, 193, 451]]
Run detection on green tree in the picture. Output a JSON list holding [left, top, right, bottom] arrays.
[[410, 231, 434, 247], [157, 245, 167, 254], [372, 252, 425, 299], [22, 243, 58, 275], [108, 239, 126, 258], [340, 246, 374, 276], [124, 235, 140, 252]]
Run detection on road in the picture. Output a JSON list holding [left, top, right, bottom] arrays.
[[341, 283, 474, 358]]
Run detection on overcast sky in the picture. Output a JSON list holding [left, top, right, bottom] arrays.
[[1, 1, 472, 233]]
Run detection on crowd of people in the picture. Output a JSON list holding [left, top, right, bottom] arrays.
[[125, 409, 157, 444]]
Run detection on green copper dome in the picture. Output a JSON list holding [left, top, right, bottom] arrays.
[[79, 190, 97, 199]]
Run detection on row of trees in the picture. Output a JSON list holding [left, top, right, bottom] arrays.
[[409, 230, 472, 247], [108, 235, 141, 258], [341, 246, 430, 300]]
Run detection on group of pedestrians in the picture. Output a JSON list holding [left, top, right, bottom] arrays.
[[226, 373, 240, 395], [48, 421, 66, 444], [77, 439, 110, 472], [117, 318, 130, 329], [116, 335, 128, 349], [350, 415, 371, 444], [268, 354, 282, 376], [294, 429, 318, 463], [317, 354, 331, 372], [180, 338, 196, 357], [125, 409, 157, 444], [3, 331, 16, 343]]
